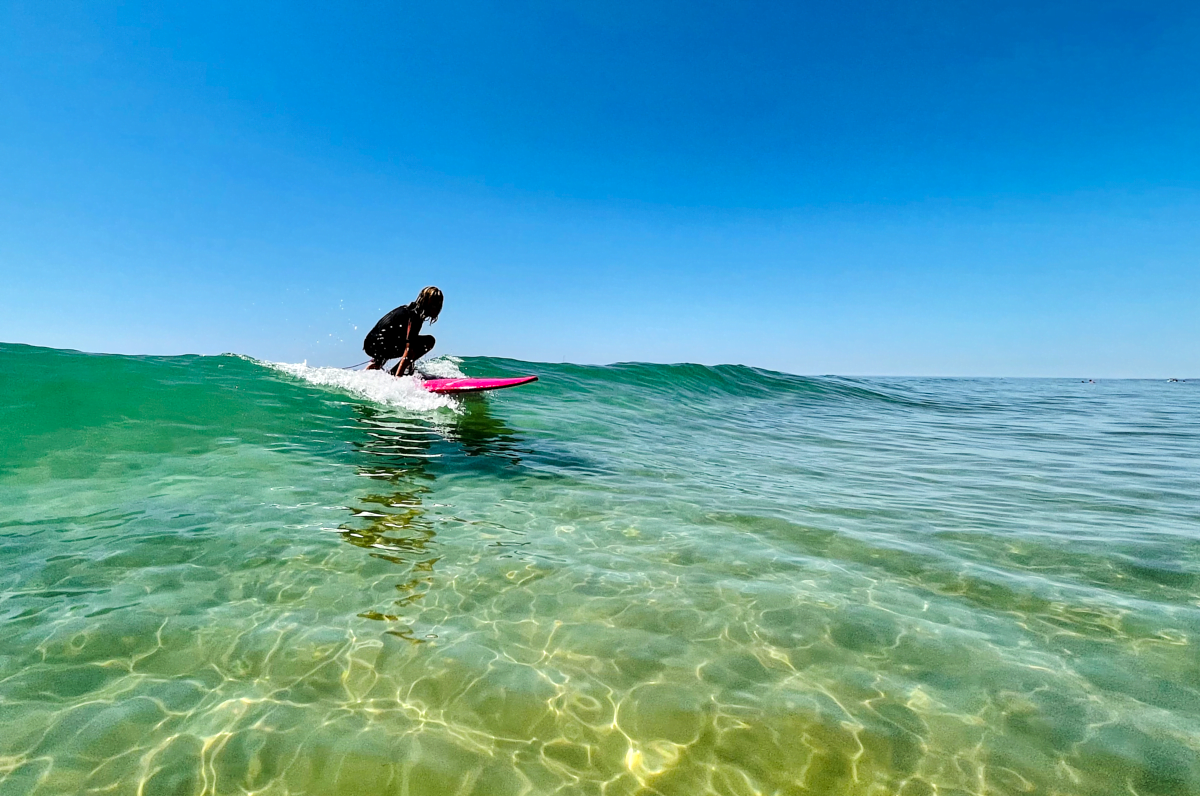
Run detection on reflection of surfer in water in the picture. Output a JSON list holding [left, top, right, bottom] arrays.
[[342, 400, 527, 640], [363, 286, 443, 376]]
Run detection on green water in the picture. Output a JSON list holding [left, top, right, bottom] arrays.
[[1, 342, 1198, 796]]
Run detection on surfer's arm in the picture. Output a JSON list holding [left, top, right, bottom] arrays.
[[400, 319, 413, 361], [389, 320, 415, 377]]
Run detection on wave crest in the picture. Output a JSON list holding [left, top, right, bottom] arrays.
[[269, 356, 464, 412]]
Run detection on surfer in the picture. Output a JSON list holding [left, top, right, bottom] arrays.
[[363, 286, 443, 377]]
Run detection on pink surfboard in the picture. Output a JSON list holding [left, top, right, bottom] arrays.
[[421, 375, 538, 394]]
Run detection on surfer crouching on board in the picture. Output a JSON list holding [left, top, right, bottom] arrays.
[[363, 286, 443, 377]]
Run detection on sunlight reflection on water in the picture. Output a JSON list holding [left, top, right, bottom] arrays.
[[0, 347, 1197, 795]]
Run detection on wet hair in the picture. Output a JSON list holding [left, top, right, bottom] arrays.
[[414, 286, 444, 322]]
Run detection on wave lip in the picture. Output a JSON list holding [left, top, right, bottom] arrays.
[[268, 357, 463, 412]]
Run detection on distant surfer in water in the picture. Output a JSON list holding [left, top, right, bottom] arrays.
[[363, 286, 443, 377]]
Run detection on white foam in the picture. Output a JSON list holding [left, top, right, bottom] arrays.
[[268, 356, 463, 412], [418, 355, 467, 379]]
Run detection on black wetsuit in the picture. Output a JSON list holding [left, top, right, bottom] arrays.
[[363, 303, 434, 367]]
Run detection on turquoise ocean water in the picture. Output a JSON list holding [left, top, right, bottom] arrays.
[[1, 342, 1198, 795]]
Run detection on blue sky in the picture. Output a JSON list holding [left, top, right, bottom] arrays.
[[1, 0, 1197, 376]]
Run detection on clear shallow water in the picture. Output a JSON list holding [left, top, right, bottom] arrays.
[[1, 343, 1198, 796]]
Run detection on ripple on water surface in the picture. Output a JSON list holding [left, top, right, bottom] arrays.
[[0, 345, 1198, 795]]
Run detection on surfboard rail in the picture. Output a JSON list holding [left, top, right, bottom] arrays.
[[421, 375, 538, 394]]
